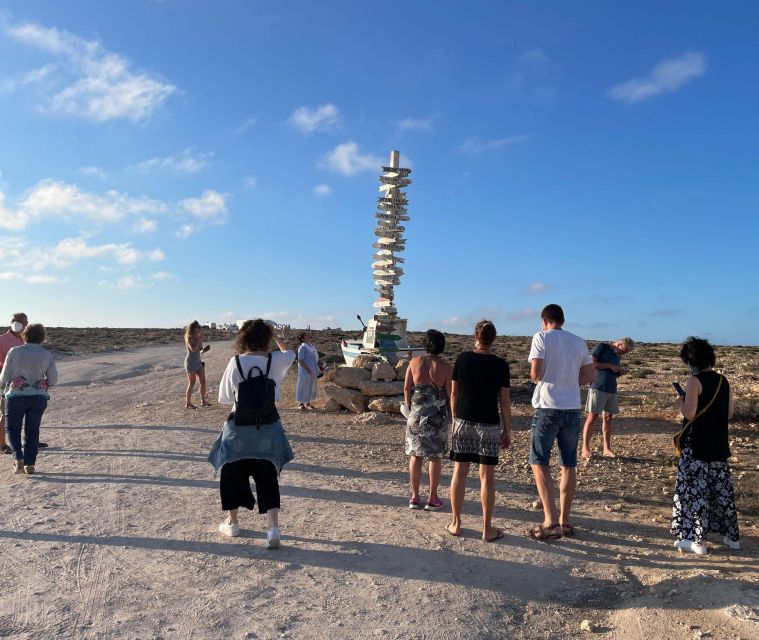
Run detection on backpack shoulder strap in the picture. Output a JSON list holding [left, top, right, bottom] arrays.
[[265, 352, 273, 376], [235, 355, 245, 378]]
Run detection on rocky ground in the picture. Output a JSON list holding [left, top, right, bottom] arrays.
[[0, 328, 754, 639]]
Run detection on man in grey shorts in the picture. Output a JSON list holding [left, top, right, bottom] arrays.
[[581, 337, 635, 459]]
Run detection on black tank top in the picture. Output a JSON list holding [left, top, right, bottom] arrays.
[[685, 371, 731, 462]]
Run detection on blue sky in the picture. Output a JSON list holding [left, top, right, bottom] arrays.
[[0, 1, 757, 345]]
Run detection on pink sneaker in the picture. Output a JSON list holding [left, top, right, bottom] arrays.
[[408, 497, 421, 510], [425, 497, 444, 511]]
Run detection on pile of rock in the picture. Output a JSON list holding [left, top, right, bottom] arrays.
[[323, 354, 408, 414]]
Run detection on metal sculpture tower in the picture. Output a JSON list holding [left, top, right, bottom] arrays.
[[372, 150, 410, 325]]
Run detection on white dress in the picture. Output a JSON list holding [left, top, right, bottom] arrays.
[[295, 343, 319, 404]]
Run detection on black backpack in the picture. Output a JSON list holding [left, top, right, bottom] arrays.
[[233, 354, 280, 428]]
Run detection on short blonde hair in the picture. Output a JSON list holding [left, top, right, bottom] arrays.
[[618, 337, 635, 350]]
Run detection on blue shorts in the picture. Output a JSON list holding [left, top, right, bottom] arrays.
[[529, 408, 582, 468]]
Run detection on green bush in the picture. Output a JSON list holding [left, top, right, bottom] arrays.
[[629, 368, 656, 379]]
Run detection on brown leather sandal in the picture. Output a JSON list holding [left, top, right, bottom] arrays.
[[525, 524, 562, 541]]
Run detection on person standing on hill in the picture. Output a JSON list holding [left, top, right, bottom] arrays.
[[1, 313, 48, 454], [671, 337, 739, 555], [404, 329, 453, 511], [184, 320, 210, 409], [526, 304, 595, 540], [447, 320, 511, 542], [209, 319, 295, 549], [581, 337, 635, 459], [295, 331, 319, 410], [0, 323, 57, 474]]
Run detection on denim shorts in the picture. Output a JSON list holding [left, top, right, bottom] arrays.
[[529, 408, 582, 468]]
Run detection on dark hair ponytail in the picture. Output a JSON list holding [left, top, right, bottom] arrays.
[[475, 320, 496, 347]]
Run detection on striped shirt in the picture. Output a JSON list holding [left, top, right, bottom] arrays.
[[0, 343, 58, 398]]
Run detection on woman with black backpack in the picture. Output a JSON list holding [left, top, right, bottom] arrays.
[[209, 319, 296, 548]]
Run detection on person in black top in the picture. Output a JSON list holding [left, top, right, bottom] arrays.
[[671, 337, 739, 556], [446, 320, 511, 542]]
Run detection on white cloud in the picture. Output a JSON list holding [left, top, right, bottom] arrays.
[[0, 179, 167, 230], [527, 281, 547, 294], [0, 271, 59, 285], [100, 275, 144, 290], [77, 166, 106, 180], [437, 307, 539, 331], [244, 176, 258, 189], [176, 223, 195, 239], [505, 48, 557, 100], [26, 274, 59, 284], [506, 308, 539, 321], [0, 63, 58, 93], [459, 135, 530, 156], [520, 48, 551, 68], [134, 218, 158, 234], [398, 117, 432, 132], [0, 235, 160, 273], [4, 19, 176, 122], [607, 52, 707, 104], [180, 190, 227, 221], [131, 148, 212, 174], [313, 184, 332, 196], [151, 271, 174, 281], [0, 180, 229, 232], [234, 116, 257, 135], [319, 141, 382, 176], [288, 103, 339, 133], [50, 237, 141, 266]]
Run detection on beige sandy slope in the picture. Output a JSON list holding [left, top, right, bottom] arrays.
[[0, 343, 756, 640]]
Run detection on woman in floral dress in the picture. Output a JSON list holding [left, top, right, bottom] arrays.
[[671, 337, 739, 555], [403, 329, 452, 511]]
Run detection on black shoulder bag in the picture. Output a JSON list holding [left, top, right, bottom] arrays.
[[233, 354, 280, 428]]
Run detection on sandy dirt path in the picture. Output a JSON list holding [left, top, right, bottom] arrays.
[[0, 343, 757, 639]]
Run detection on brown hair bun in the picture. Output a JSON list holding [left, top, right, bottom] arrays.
[[475, 320, 496, 347]]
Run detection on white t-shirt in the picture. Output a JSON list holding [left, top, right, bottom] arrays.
[[218, 351, 296, 404], [528, 329, 592, 410]]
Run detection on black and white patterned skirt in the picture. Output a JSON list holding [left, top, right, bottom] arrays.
[[671, 439, 740, 544], [450, 418, 501, 466]]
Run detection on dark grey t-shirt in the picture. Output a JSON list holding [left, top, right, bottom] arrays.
[[590, 343, 620, 394]]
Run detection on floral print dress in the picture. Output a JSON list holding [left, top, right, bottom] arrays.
[[671, 431, 740, 544], [405, 380, 450, 459]]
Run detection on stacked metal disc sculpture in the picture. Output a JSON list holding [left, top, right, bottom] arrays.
[[372, 150, 411, 330]]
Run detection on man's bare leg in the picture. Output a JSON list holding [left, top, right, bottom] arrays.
[[602, 414, 616, 457], [559, 467, 576, 526], [581, 413, 598, 459], [531, 464, 559, 526]]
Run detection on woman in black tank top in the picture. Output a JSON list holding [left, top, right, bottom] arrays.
[[671, 337, 739, 556]]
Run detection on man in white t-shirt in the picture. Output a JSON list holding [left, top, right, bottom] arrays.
[[525, 304, 595, 541]]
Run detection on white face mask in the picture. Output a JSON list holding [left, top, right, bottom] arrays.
[[10, 321, 24, 333]]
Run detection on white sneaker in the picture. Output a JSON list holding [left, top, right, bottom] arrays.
[[674, 539, 707, 555], [12, 460, 23, 475], [266, 526, 281, 549], [723, 536, 741, 550], [218, 519, 240, 537]]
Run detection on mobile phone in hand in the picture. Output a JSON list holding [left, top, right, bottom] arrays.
[[202, 345, 211, 353], [672, 382, 685, 397]]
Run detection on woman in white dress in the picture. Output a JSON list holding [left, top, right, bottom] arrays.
[[295, 332, 319, 410]]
